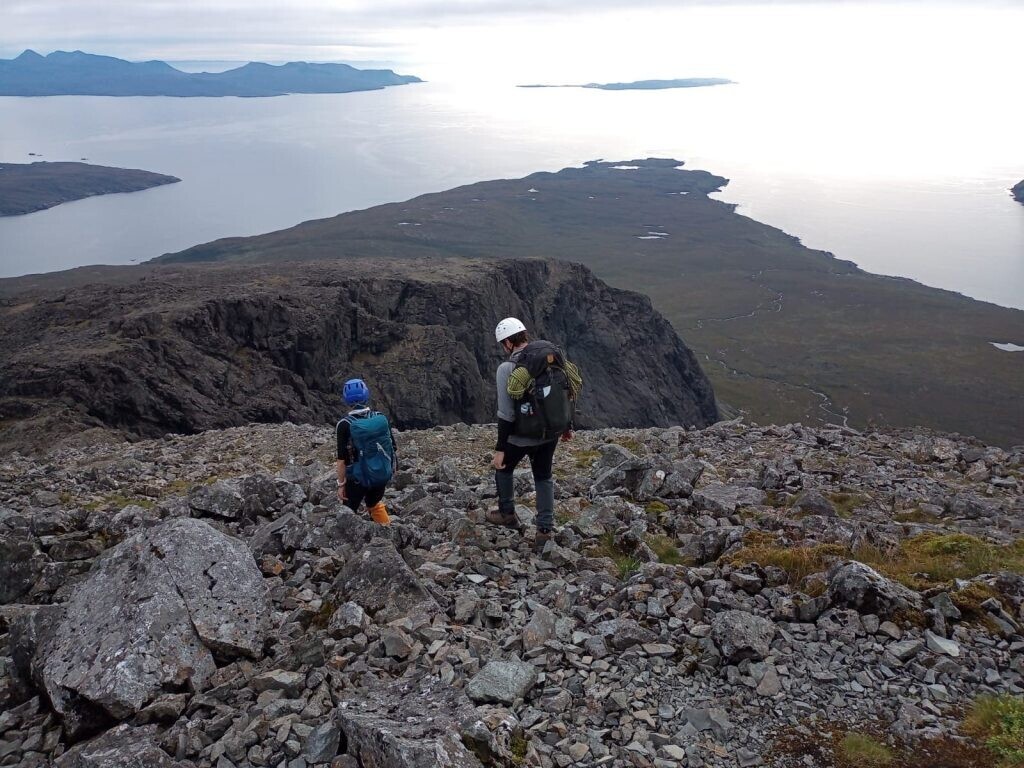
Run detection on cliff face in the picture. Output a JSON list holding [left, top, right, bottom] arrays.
[[0, 258, 717, 451]]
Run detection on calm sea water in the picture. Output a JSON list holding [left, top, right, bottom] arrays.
[[1, 81, 1022, 308]]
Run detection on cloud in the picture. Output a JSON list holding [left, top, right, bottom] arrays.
[[0, 0, 1015, 63]]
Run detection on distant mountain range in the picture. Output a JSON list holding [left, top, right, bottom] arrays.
[[0, 50, 422, 97], [519, 78, 733, 90]]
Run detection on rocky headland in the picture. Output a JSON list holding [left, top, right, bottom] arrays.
[[1, 417, 1022, 767], [0, 258, 717, 453], [152, 158, 1024, 447], [0, 162, 180, 216], [1013, 180, 1024, 205]]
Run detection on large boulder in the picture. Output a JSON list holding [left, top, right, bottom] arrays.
[[332, 539, 439, 623], [710, 610, 776, 663], [35, 518, 269, 737], [827, 561, 923, 619]]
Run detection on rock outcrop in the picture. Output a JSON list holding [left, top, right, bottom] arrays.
[[0, 258, 717, 453], [0, 418, 1021, 767]]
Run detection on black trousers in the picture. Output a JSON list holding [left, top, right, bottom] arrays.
[[344, 479, 386, 511], [496, 440, 558, 530]]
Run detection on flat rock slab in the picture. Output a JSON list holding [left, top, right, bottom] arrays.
[[692, 483, 765, 515], [338, 679, 483, 768], [38, 518, 269, 736], [467, 660, 538, 705], [54, 724, 192, 767]]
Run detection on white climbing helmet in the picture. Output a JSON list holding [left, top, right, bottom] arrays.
[[494, 317, 527, 343]]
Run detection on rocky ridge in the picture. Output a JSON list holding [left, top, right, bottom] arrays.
[[1, 418, 1022, 767], [0, 258, 717, 452]]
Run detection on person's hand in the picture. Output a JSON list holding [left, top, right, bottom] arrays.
[[561, 429, 574, 442], [337, 483, 347, 502], [492, 451, 506, 470]]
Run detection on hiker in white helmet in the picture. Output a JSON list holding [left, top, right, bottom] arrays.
[[488, 317, 579, 553]]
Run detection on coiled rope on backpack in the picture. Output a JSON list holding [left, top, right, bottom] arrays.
[[507, 361, 583, 400]]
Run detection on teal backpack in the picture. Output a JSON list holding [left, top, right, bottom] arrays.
[[345, 411, 395, 487]]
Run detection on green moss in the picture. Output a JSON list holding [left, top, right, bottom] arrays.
[[509, 733, 529, 765], [645, 500, 669, 515], [838, 732, 893, 767]]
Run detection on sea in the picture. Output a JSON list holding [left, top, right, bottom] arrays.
[[1, 78, 1022, 309]]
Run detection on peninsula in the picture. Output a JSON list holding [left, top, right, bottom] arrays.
[[0, 50, 422, 97], [519, 78, 733, 90], [0, 161, 180, 216], [155, 158, 1024, 446]]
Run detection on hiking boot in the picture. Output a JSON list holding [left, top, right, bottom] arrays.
[[532, 529, 553, 554], [369, 502, 391, 526], [485, 508, 520, 529]]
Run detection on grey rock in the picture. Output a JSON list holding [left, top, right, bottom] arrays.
[[252, 670, 306, 697], [328, 601, 370, 639], [827, 561, 923, 619], [925, 630, 960, 657], [333, 540, 439, 623], [521, 605, 557, 652], [792, 490, 836, 517], [467, 661, 538, 705], [38, 518, 268, 736], [54, 724, 190, 767], [711, 610, 775, 663], [303, 722, 341, 764], [594, 618, 657, 651], [692, 483, 765, 515], [888, 639, 924, 662], [188, 480, 244, 519], [0, 530, 46, 605]]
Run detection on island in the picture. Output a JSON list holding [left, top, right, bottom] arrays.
[[152, 158, 1024, 447], [1013, 180, 1024, 205], [0, 50, 422, 97], [0, 161, 180, 216], [519, 78, 733, 90]]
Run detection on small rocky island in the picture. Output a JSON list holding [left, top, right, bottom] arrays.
[[0, 161, 180, 216], [519, 78, 733, 90], [1013, 180, 1024, 205]]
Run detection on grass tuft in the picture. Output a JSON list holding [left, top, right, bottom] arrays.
[[964, 695, 1024, 767], [838, 732, 893, 767], [590, 532, 643, 579], [728, 531, 846, 588], [645, 534, 684, 565]]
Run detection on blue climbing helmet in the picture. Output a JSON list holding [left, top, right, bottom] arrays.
[[342, 378, 370, 405]]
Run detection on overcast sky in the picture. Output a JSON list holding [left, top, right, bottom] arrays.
[[3, 1, 1021, 85]]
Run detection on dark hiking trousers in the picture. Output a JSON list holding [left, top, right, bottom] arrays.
[[495, 439, 558, 531], [344, 479, 386, 512]]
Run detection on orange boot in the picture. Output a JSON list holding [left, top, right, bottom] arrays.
[[369, 501, 391, 526]]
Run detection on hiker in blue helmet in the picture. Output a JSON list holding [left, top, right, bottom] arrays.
[[336, 378, 397, 526], [488, 318, 579, 554]]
